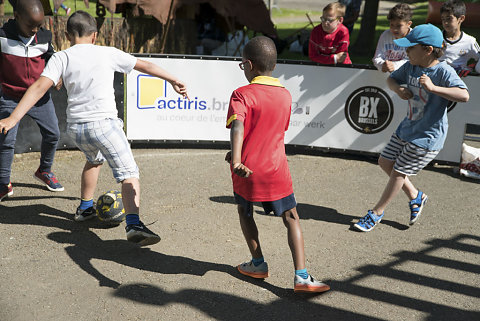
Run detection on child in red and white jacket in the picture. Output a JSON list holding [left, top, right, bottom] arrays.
[[0, 0, 64, 201], [309, 2, 352, 65]]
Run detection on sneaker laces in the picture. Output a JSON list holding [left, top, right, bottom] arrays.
[[141, 220, 158, 227], [44, 172, 60, 184]]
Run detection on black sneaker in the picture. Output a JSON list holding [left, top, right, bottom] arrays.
[[125, 221, 161, 246], [75, 206, 96, 222]]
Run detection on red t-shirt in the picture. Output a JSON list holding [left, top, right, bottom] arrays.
[[308, 23, 352, 65], [226, 76, 293, 202]]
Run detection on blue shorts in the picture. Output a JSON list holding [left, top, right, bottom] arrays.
[[234, 192, 297, 217], [66, 118, 139, 183]]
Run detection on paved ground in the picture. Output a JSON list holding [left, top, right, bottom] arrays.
[[1, 2, 478, 320], [0, 148, 479, 321]]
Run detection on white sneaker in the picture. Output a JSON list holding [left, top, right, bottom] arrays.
[[237, 260, 269, 279], [294, 274, 330, 293]]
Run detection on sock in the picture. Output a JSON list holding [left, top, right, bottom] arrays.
[[79, 198, 93, 210], [251, 257, 264, 266], [295, 268, 308, 280], [126, 214, 140, 226], [38, 167, 51, 173]]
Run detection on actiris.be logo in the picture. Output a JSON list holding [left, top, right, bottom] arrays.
[[136, 74, 207, 110]]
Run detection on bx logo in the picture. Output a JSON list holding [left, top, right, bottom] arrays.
[[344, 86, 394, 134]]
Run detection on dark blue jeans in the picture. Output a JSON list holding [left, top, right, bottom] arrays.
[[0, 94, 60, 185]]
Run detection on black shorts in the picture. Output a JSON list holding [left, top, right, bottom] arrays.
[[234, 192, 297, 217]]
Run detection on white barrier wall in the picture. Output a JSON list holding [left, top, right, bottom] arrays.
[[126, 56, 480, 163]]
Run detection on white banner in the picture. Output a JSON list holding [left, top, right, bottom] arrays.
[[126, 56, 480, 163]]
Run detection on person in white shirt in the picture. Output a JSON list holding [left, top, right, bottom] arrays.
[[439, 0, 480, 76], [372, 3, 413, 73], [0, 11, 188, 247]]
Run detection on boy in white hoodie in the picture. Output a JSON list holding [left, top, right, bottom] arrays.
[[373, 3, 413, 73]]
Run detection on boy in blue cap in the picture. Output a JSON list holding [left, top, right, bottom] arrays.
[[354, 24, 469, 232]]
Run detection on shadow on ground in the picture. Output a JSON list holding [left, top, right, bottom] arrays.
[[2, 199, 478, 320], [112, 234, 480, 321], [209, 196, 409, 230]]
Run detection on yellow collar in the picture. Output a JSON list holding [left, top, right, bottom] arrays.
[[250, 76, 284, 87]]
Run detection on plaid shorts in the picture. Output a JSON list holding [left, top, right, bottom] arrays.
[[66, 118, 139, 182], [234, 192, 297, 217], [380, 134, 439, 176]]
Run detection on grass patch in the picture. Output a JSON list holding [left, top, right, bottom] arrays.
[[271, 7, 322, 19]]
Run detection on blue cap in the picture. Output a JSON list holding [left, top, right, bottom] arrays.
[[394, 24, 444, 48]]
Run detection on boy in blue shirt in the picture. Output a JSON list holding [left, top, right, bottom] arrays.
[[354, 24, 469, 232]]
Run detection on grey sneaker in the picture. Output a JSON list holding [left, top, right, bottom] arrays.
[[125, 221, 161, 246], [294, 274, 330, 293], [75, 206, 96, 222], [237, 260, 269, 279]]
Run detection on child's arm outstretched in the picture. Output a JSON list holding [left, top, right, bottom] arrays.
[[134, 60, 188, 99], [0, 77, 54, 134], [229, 120, 252, 178], [419, 74, 469, 102]]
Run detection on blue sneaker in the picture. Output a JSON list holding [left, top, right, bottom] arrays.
[[409, 190, 428, 225], [34, 168, 64, 192], [354, 210, 384, 232]]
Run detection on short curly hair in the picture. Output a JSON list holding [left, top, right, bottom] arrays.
[[387, 3, 413, 22], [243, 36, 277, 72], [67, 10, 97, 38]]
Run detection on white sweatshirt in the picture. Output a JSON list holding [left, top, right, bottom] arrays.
[[372, 29, 410, 72]]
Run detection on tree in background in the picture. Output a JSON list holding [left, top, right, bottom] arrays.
[[352, 0, 379, 56]]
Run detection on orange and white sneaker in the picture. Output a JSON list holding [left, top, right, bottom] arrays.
[[294, 274, 330, 293], [237, 261, 269, 279]]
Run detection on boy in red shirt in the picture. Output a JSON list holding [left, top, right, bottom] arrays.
[[225, 36, 330, 293], [309, 2, 352, 65]]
